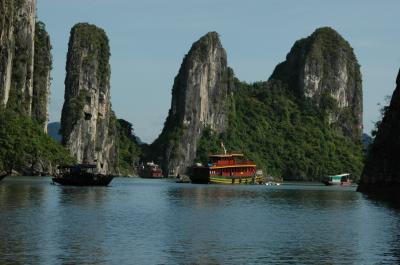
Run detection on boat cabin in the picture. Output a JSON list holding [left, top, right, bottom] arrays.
[[322, 173, 351, 186], [327, 173, 350, 183], [209, 153, 248, 166], [58, 164, 97, 174], [190, 152, 260, 184], [208, 153, 256, 178]]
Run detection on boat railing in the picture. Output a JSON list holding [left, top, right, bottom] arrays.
[[214, 161, 235, 166], [214, 160, 256, 166]]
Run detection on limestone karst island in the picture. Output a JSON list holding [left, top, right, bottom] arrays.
[[1, 0, 399, 264]]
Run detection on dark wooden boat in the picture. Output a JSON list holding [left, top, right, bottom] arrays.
[[52, 164, 114, 186]]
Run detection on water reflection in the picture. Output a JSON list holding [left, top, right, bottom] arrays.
[[0, 178, 49, 264], [0, 177, 46, 208], [362, 192, 400, 210], [163, 184, 397, 264], [52, 186, 109, 264], [56, 185, 107, 205], [0, 178, 400, 264], [392, 224, 400, 264]]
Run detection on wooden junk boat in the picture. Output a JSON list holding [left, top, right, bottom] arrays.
[[138, 162, 163, 178], [189, 152, 263, 185], [52, 164, 114, 186]]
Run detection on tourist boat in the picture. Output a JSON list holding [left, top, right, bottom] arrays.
[[322, 173, 352, 186], [138, 162, 163, 178], [189, 152, 262, 184], [52, 164, 114, 186]]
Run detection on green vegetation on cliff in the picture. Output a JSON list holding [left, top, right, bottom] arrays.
[[196, 79, 364, 180], [358, 70, 400, 192], [7, 0, 35, 115], [60, 23, 110, 141], [116, 119, 142, 176], [148, 31, 231, 176], [148, 28, 363, 180], [271, 27, 363, 139], [69, 23, 110, 88], [0, 2, 66, 175], [0, 108, 74, 175], [32, 21, 52, 127], [60, 89, 87, 143]]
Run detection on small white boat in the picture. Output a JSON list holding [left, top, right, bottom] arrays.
[[322, 173, 352, 186], [265, 181, 281, 186]]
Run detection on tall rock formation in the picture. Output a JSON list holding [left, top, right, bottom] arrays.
[[153, 32, 233, 176], [32, 21, 51, 131], [0, 0, 14, 105], [358, 69, 400, 193], [270, 27, 363, 139], [0, 0, 36, 115], [60, 23, 117, 174], [9, 0, 36, 115]]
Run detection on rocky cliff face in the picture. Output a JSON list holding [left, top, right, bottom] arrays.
[[0, 0, 36, 115], [358, 69, 400, 193], [5, 0, 36, 115], [0, 1, 72, 176], [60, 23, 117, 174], [32, 21, 51, 131], [153, 32, 233, 176], [0, 0, 50, 127], [0, 0, 14, 105], [271, 27, 363, 139]]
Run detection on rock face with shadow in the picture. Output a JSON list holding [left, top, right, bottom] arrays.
[[60, 23, 117, 174], [152, 32, 234, 176], [0, 1, 51, 131], [270, 27, 363, 139], [0, 0, 36, 115], [358, 69, 400, 193], [32, 21, 52, 131]]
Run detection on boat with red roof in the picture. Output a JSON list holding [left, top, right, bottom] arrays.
[[189, 148, 263, 184], [138, 162, 163, 178]]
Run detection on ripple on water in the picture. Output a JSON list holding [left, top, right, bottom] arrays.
[[0, 177, 399, 264]]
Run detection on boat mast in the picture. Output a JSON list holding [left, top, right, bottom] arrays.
[[221, 142, 227, 155]]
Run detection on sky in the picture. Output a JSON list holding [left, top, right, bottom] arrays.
[[37, 0, 400, 143]]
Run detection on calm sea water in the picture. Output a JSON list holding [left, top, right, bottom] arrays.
[[0, 177, 399, 265]]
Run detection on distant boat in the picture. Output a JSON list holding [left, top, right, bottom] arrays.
[[52, 164, 114, 186], [264, 171, 282, 186], [322, 173, 352, 186], [189, 153, 263, 185], [138, 162, 163, 178], [265, 182, 281, 186], [176, 175, 190, 183]]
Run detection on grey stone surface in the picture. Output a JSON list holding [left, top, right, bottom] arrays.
[[60, 23, 117, 174], [154, 32, 233, 176], [271, 27, 363, 139]]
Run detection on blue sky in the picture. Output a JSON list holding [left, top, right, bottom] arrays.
[[37, 0, 400, 143]]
